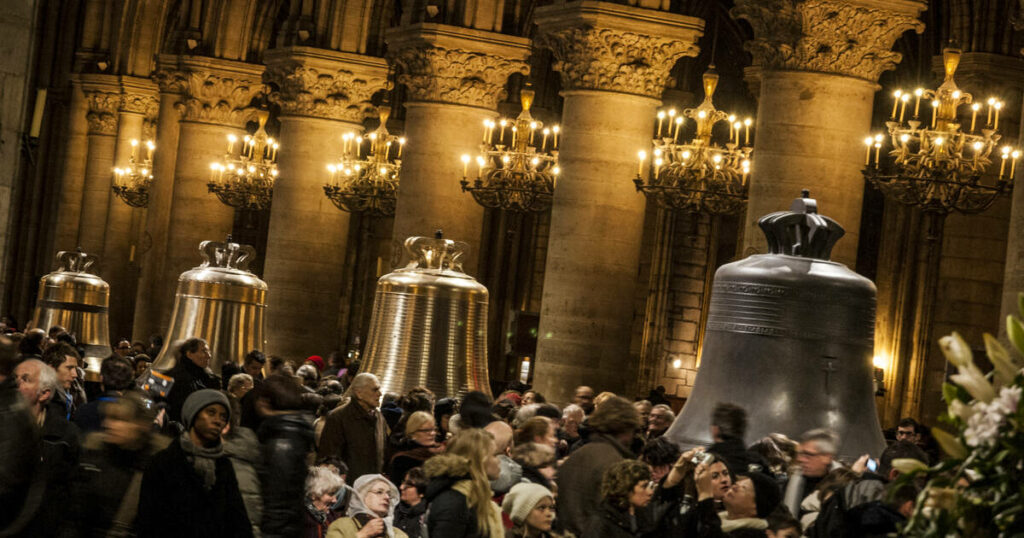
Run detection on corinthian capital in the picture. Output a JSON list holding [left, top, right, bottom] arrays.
[[159, 55, 265, 128], [264, 47, 389, 123], [732, 0, 926, 82], [534, 1, 703, 98], [387, 23, 530, 109], [79, 75, 121, 135], [119, 76, 159, 117]]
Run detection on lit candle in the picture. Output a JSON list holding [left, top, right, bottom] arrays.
[[930, 100, 939, 129], [398, 137, 406, 158], [499, 119, 507, 143], [987, 97, 995, 126], [654, 157, 663, 179], [529, 121, 538, 144], [355, 137, 362, 158], [656, 111, 665, 137], [460, 154, 470, 177], [667, 109, 676, 139], [476, 156, 485, 178], [552, 126, 559, 149], [864, 137, 873, 165], [1012, 150, 1020, 179], [994, 101, 1002, 130], [744, 118, 752, 145], [733, 121, 742, 145], [874, 142, 881, 168], [482, 119, 489, 143], [913, 88, 923, 117], [130, 139, 139, 160], [542, 128, 550, 152], [970, 103, 980, 132], [147, 140, 155, 160], [891, 90, 902, 118], [1001, 152, 1008, 177], [511, 126, 517, 147], [899, 93, 910, 123], [673, 117, 683, 143], [637, 150, 646, 177]]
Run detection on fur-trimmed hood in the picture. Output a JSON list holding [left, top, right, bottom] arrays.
[[423, 453, 471, 479]]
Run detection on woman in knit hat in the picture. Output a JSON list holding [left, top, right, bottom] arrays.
[[326, 474, 407, 538], [136, 389, 253, 538], [501, 483, 574, 538]]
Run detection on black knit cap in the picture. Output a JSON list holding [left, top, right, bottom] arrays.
[[738, 471, 781, 518]]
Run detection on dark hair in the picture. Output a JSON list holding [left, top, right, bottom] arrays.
[[100, 356, 135, 391], [268, 355, 287, 373], [767, 509, 800, 532], [317, 380, 343, 396], [514, 417, 552, 446], [535, 403, 561, 421], [434, 398, 458, 431], [879, 440, 929, 477], [42, 342, 80, 369], [459, 391, 496, 428], [316, 456, 349, 476], [711, 402, 748, 441], [601, 460, 651, 510], [47, 326, 67, 338], [56, 332, 77, 347], [492, 399, 517, 422], [244, 349, 266, 365], [177, 338, 207, 361], [260, 374, 306, 411], [749, 435, 794, 475], [134, 353, 152, 364], [19, 329, 46, 356], [407, 386, 436, 405], [588, 396, 641, 436], [404, 466, 428, 496], [897, 417, 920, 433], [887, 481, 920, 510], [641, 437, 682, 467], [347, 359, 361, 375], [0, 335, 17, 378], [318, 394, 343, 417], [524, 390, 546, 404]]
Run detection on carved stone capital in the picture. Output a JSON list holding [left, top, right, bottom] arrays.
[[119, 76, 160, 117], [159, 55, 266, 128], [152, 66, 188, 94], [732, 0, 926, 82], [386, 23, 531, 109], [79, 74, 121, 135], [264, 47, 389, 123], [534, 1, 703, 98]]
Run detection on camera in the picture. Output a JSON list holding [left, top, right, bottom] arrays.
[[691, 451, 714, 466]]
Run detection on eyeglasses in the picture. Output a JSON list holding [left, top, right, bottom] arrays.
[[366, 488, 391, 498], [415, 427, 438, 434]]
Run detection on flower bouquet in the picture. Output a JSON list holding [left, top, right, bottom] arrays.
[[894, 294, 1024, 537]]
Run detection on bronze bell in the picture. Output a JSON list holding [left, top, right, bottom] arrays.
[[152, 238, 267, 375], [31, 250, 111, 381], [666, 191, 885, 460], [362, 233, 491, 398]]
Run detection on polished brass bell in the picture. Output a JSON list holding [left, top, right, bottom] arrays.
[[362, 234, 491, 398], [152, 238, 267, 375], [666, 192, 885, 460], [31, 250, 111, 381]]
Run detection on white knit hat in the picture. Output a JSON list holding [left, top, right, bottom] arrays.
[[501, 483, 553, 525]]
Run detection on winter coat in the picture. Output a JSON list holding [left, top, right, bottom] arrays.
[[0, 378, 40, 533], [555, 433, 633, 536], [325, 515, 409, 538], [136, 437, 253, 538], [259, 413, 316, 538], [423, 454, 504, 538], [225, 426, 263, 536], [386, 439, 434, 486], [165, 357, 217, 424], [303, 502, 342, 538], [583, 501, 655, 538], [64, 432, 170, 537], [73, 391, 121, 433], [707, 438, 769, 476], [31, 404, 82, 536], [394, 501, 426, 538], [681, 499, 768, 538], [318, 399, 387, 481], [328, 474, 407, 538]]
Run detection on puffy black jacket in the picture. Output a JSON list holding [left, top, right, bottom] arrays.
[[165, 358, 217, 424], [423, 455, 488, 538], [258, 413, 315, 538]]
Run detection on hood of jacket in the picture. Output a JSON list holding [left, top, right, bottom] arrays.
[[423, 454, 471, 502], [718, 511, 769, 532], [348, 474, 401, 537]]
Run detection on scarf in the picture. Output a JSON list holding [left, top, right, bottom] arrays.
[[718, 511, 769, 532], [452, 479, 505, 538], [179, 434, 223, 490]]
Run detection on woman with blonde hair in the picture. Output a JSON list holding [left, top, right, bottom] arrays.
[[423, 428, 504, 537], [387, 411, 442, 485]]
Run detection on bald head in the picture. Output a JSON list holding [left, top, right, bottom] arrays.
[[485, 420, 514, 455]]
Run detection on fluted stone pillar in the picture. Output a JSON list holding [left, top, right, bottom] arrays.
[[387, 24, 530, 273], [154, 57, 264, 336], [531, 1, 703, 403], [261, 47, 388, 358], [54, 79, 89, 253], [78, 75, 120, 255], [133, 67, 186, 341], [102, 78, 158, 339], [733, 0, 926, 267]]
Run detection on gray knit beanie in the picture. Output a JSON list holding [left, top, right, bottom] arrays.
[[501, 483, 553, 525], [182, 389, 231, 430]]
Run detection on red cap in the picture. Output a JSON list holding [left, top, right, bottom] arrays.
[[306, 355, 325, 372]]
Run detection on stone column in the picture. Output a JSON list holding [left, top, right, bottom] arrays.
[[154, 57, 264, 336], [261, 46, 388, 358], [531, 1, 703, 403], [77, 75, 120, 255], [387, 23, 531, 273], [132, 67, 186, 341], [102, 77, 158, 340], [733, 0, 926, 267], [53, 78, 90, 253]]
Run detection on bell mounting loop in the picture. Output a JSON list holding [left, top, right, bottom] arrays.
[[758, 190, 845, 260], [198, 236, 257, 272], [56, 248, 98, 273], [404, 230, 469, 273]]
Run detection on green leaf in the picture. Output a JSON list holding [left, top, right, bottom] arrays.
[[931, 427, 968, 459], [943, 382, 961, 405], [1007, 315, 1024, 357]]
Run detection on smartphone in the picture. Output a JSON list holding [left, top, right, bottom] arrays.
[[866, 458, 878, 472]]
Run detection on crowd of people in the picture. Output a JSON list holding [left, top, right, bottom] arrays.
[[0, 325, 935, 537]]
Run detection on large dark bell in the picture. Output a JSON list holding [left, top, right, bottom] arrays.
[[665, 191, 885, 461]]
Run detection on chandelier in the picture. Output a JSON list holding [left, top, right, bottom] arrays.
[[460, 85, 559, 213], [112, 139, 155, 207], [634, 66, 752, 215], [324, 107, 404, 217], [208, 109, 279, 210], [863, 46, 1018, 214]]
